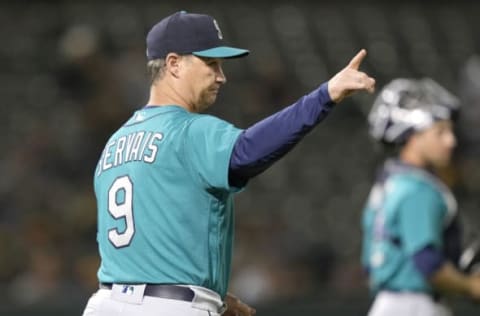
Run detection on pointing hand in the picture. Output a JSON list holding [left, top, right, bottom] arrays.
[[327, 49, 376, 103]]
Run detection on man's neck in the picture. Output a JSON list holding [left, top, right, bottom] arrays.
[[147, 81, 192, 112], [399, 147, 426, 169]]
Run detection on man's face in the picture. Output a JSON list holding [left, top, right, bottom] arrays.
[[180, 55, 226, 112], [412, 120, 457, 168]]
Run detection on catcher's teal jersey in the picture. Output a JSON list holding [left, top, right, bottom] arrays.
[[362, 160, 457, 294], [94, 105, 243, 298]]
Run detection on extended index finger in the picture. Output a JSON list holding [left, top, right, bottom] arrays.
[[347, 49, 367, 70]]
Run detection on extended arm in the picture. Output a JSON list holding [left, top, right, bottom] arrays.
[[229, 83, 333, 186], [229, 49, 375, 186]]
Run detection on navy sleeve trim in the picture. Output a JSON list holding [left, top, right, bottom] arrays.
[[412, 245, 446, 278], [229, 82, 334, 186]]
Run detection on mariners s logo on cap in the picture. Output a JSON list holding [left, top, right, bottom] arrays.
[[146, 11, 249, 60], [213, 19, 223, 40]]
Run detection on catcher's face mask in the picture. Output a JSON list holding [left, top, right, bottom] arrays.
[[368, 78, 460, 145]]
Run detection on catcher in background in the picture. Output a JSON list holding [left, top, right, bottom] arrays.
[[361, 78, 480, 316]]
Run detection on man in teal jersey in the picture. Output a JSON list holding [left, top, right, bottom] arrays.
[[82, 10, 375, 316], [362, 78, 480, 316]]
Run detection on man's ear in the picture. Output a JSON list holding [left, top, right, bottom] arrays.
[[165, 53, 181, 78]]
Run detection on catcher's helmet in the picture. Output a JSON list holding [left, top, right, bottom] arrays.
[[368, 78, 460, 145]]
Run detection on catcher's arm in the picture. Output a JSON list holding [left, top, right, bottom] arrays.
[[430, 262, 480, 301]]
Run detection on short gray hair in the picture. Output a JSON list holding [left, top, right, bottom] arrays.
[[147, 58, 166, 84]]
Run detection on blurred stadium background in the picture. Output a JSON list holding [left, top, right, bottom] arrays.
[[1, 0, 480, 315]]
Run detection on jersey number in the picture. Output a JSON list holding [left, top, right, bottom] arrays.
[[108, 176, 135, 248]]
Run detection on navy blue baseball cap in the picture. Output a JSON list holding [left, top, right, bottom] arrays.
[[146, 11, 249, 60]]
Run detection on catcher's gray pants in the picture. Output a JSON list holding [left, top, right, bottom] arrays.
[[367, 291, 452, 316], [82, 284, 226, 316]]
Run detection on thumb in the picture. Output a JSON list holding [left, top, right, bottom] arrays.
[[347, 49, 367, 70]]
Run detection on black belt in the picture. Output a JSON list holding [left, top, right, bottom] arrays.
[[383, 289, 440, 302], [100, 283, 195, 302]]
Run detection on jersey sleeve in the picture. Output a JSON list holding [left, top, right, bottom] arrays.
[[397, 180, 446, 256], [184, 115, 243, 191], [229, 83, 334, 185]]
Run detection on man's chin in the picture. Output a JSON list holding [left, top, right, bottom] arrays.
[[434, 157, 452, 169], [205, 96, 217, 106], [197, 99, 215, 112]]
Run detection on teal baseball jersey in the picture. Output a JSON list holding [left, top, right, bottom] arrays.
[[94, 105, 243, 298], [361, 160, 457, 294]]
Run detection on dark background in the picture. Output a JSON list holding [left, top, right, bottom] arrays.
[[1, 1, 480, 315]]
